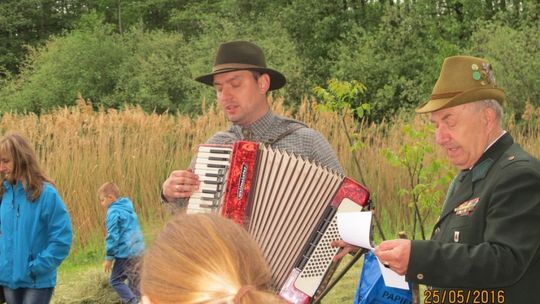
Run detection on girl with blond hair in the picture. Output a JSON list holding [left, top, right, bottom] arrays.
[[140, 213, 285, 304], [0, 132, 72, 304]]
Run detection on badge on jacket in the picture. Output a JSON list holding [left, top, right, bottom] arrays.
[[454, 231, 460, 242], [454, 197, 480, 216]]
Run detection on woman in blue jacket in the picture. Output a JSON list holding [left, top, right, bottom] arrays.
[[0, 132, 72, 304]]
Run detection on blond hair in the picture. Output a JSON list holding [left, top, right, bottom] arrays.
[[141, 213, 285, 304], [97, 181, 120, 199], [0, 132, 52, 201]]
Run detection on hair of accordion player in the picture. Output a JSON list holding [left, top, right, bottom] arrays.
[[140, 213, 287, 304]]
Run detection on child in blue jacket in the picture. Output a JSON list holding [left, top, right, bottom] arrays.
[[98, 182, 144, 304], [0, 132, 72, 304]]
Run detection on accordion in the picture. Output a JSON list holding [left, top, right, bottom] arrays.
[[187, 141, 370, 303]]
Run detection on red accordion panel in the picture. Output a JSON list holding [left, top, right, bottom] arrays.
[[220, 141, 258, 225], [331, 177, 370, 209]]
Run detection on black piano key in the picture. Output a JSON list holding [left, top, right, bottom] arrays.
[[208, 156, 230, 162], [207, 163, 227, 169], [201, 190, 222, 199], [205, 172, 224, 178], [204, 174, 224, 183], [201, 196, 220, 201], [208, 149, 231, 154], [199, 199, 221, 207]]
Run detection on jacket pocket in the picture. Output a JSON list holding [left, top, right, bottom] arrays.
[[27, 254, 37, 283]]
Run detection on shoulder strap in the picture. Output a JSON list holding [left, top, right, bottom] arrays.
[[266, 125, 305, 145]]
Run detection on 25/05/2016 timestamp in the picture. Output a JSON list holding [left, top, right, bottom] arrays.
[[424, 289, 505, 304]]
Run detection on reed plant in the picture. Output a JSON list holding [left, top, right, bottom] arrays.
[[1, 96, 539, 256], [2, 96, 538, 303]]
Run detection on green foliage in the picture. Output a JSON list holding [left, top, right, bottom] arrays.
[[0, 13, 200, 114], [281, 2, 355, 88], [314, 78, 370, 120], [383, 122, 453, 239], [331, 3, 461, 121], [466, 20, 540, 115], [313, 78, 371, 210], [0, 0, 87, 75], [1, 13, 126, 113], [0, 0, 538, 118], [107, 26, 199, 113]]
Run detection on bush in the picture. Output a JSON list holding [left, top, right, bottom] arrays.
[[0, 13, 126, 113]]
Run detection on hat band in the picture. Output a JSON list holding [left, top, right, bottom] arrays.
[[430, 91, 462, 100], [212, 63, 265, 73]]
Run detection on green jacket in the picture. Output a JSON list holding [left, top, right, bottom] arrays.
[[407, 133, 540, 304]]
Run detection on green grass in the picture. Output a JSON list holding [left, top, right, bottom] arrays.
[[53, 264, 119, 304], [319, 254, 364, 303], [54, 218, 365, 303], [54, 219, 363, 303], [54, 252, 364, 304], [53, 218, 167, 303], [53, 216, 422, 303]]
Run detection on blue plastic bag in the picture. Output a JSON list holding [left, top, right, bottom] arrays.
[[354, 251, 413, 304]]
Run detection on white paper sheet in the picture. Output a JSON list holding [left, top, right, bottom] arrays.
[[336, 211, 409, 290], [336, 211, 374, 249], [376, 258, 410, 289]]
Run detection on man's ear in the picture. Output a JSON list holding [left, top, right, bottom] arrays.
[[483, 106, 497, 128], [258, 73, 271, 93]]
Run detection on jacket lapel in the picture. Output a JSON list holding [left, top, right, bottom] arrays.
[[439, 170, 474, 220], [434, 133, 514, 227]]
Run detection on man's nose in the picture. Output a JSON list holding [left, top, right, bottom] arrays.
[[435, 127, 449, 145], [218, 86, 232, 101]]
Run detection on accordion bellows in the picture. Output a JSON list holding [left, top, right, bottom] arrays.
[[188, 141, 370, 303]]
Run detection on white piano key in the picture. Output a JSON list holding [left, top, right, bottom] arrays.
[[195, 156, 230, 165], [197, 183, 221, 191]]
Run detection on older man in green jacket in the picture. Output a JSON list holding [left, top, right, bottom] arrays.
[[374, 56, 540, 304]]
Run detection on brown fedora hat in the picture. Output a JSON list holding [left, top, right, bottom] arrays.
[[195, 40, 286, 91], [416, 56, 505, 113]]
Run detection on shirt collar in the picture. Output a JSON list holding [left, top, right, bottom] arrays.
[[236, 110, 276, 140], [484, 130, 507, 153], [466, 130, 507, 170]]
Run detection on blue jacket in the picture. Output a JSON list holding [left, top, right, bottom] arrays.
[[105, 197, 144, 260], [0, 181, 72, 289]]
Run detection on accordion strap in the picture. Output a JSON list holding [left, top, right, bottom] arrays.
[[266, 125, 305, 145]]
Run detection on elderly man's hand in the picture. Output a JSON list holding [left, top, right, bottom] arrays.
[[374, 239, 411, 275]]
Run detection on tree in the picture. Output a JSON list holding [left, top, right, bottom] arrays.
[[0, 13, 199, 114], [330, 2, 460, 121], [0, 0, 89, 75], [467, 20, 540, 115]]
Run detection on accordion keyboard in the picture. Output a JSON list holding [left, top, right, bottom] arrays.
[[188, 145, 233, 213]]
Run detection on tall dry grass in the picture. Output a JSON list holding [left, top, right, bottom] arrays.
[[1, 97, 539, 254]]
